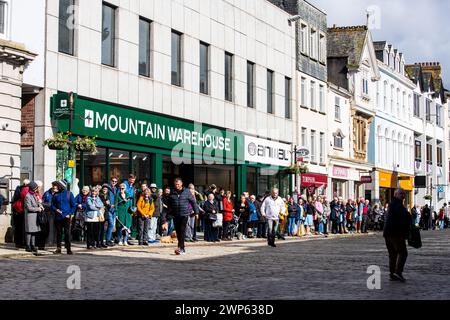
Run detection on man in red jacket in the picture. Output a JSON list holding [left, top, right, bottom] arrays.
[[12, 179, 30, 248]]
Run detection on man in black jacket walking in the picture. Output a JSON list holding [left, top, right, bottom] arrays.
[[383, 188, 410, 282], [165, 178, 199, 255]]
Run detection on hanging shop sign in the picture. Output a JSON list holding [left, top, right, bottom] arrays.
[[53, 93, 244, 162], [301, 173, 328, 188], [244, 135, 292, 167], [360, 176, 372, 183]]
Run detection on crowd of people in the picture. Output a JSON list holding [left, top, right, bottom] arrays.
[[8, 174, 450, 256]]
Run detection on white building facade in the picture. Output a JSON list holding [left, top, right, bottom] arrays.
[[370, 42, 415, 208], [8, 0, 297, 199], [406, 62, 448, 210]]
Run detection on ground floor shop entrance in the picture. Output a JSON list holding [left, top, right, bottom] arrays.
[[52, 93, 293, 197]]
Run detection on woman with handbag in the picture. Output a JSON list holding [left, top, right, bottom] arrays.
[[24, 181, 44, 255], [115, 183, 132, 246], [203, 193, 219, 242], [85, 187, 104, 250]]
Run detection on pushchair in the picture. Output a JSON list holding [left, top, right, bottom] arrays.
[[71, 209, 85, 242], [227, 214, 241, 240]]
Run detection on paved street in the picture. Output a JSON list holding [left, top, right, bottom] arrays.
[[0, 230, 449, 300]]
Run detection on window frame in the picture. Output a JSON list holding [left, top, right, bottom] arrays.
[[0, 0, 10, 40], [310, 130, 317, 163], [101, 2, 117, 67], [171, 30, 183, 87], [310, 80, 316, 110], [334, 96, 341, 121], [319, 84, 325, 113], [199, 41, 210, 95], [138, 17, 152, 77], [224, 52, 234, 102], [300, 77, 307, 107], [285, 77, 291, 119], [58, 0, 76, 56], [247, 61, 255, 108], [300, 22, 308, 55], [267, 69, 274, 113], [413, 93, 420, 117]]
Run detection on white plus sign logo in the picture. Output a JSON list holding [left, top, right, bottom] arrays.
[[85, 110, 94, 128]]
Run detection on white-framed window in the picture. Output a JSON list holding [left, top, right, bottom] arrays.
[[301, 127, 307, 148], [310, 81, 316, 110], [319, 32, 326, 63], [301, 77, 307, 107], [311, 130, 317, 162], [383, 81, 388, 111], [0, 0, 10, 39], [319, 132, 325, 163], [300, 23, 308, 55], [334, 96, 341, 120], [362, 70, 369, 95], [319, 84, 325, 112], [310, 27, 317, 60], [333, 130, 344, 149], [396, 88, 400, 116]]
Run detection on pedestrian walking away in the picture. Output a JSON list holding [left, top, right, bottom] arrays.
[[383, 188, 410, 283]]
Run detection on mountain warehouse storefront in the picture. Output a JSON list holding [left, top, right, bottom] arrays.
[[51, 93, 293, 197]]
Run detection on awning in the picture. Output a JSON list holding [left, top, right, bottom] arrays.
[[301, 173, 328, 188]]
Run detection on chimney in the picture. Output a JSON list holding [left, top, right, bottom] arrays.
[[418, 61, 442, 79]]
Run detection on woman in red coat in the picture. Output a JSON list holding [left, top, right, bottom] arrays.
[[222, 191, 234, 241]]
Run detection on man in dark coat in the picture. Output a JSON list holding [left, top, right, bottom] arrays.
[[383, 188, 410, 282], [165, 178, 199, 255]]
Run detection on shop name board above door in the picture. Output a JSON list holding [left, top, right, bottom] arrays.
[[53, 93, 243, 161], [333, 166, 348, 178], [244, 136, 292, 167]]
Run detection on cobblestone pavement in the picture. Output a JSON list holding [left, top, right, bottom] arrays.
[[0, 230, 448, 300]]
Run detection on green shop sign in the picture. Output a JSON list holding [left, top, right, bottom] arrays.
[[52, 93, 244, 163]]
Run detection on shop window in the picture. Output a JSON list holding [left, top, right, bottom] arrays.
[[80, 148, 107, 187], [109, 149, 130, 182], [132, 153, 151, 185], [246, 167, 257, 196]]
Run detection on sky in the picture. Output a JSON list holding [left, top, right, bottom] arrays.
[[311, 0, 450, 89]]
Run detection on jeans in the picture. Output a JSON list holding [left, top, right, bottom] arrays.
[[439, 220, 445, 230], [117, 226, 129, 244], [257, 222, 267, 237], [185, 216, 196, 241], [105, 213, 116, 242], [148, 217, 159, 241], [267, 219, 279, 245], [138, 217, 150, 244], [385, 236, 408, 275], [165, 218, 175, 236], [287, 217, 297, 235], [174, 216, 188, 250], [318, 222, 324, 233], [55, 218, 71, 250], [361, 215, 369, 233]]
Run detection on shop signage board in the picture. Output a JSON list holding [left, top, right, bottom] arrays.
[[333, 166, 348, 178], [53, 94, 244, 162], [361, 176, 372, 183], [51, 93, 72, 119], [244, 136, 292, 167]]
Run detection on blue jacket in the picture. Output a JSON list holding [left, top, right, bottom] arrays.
[[85, 196, 104, 220], [123, 181, 136, 206], [248, 200, 259, 222], [51, 190, 76, 221], [108, 186, 117, 214], [42, 189, 55, 212], [74, 194, 88, 211]]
